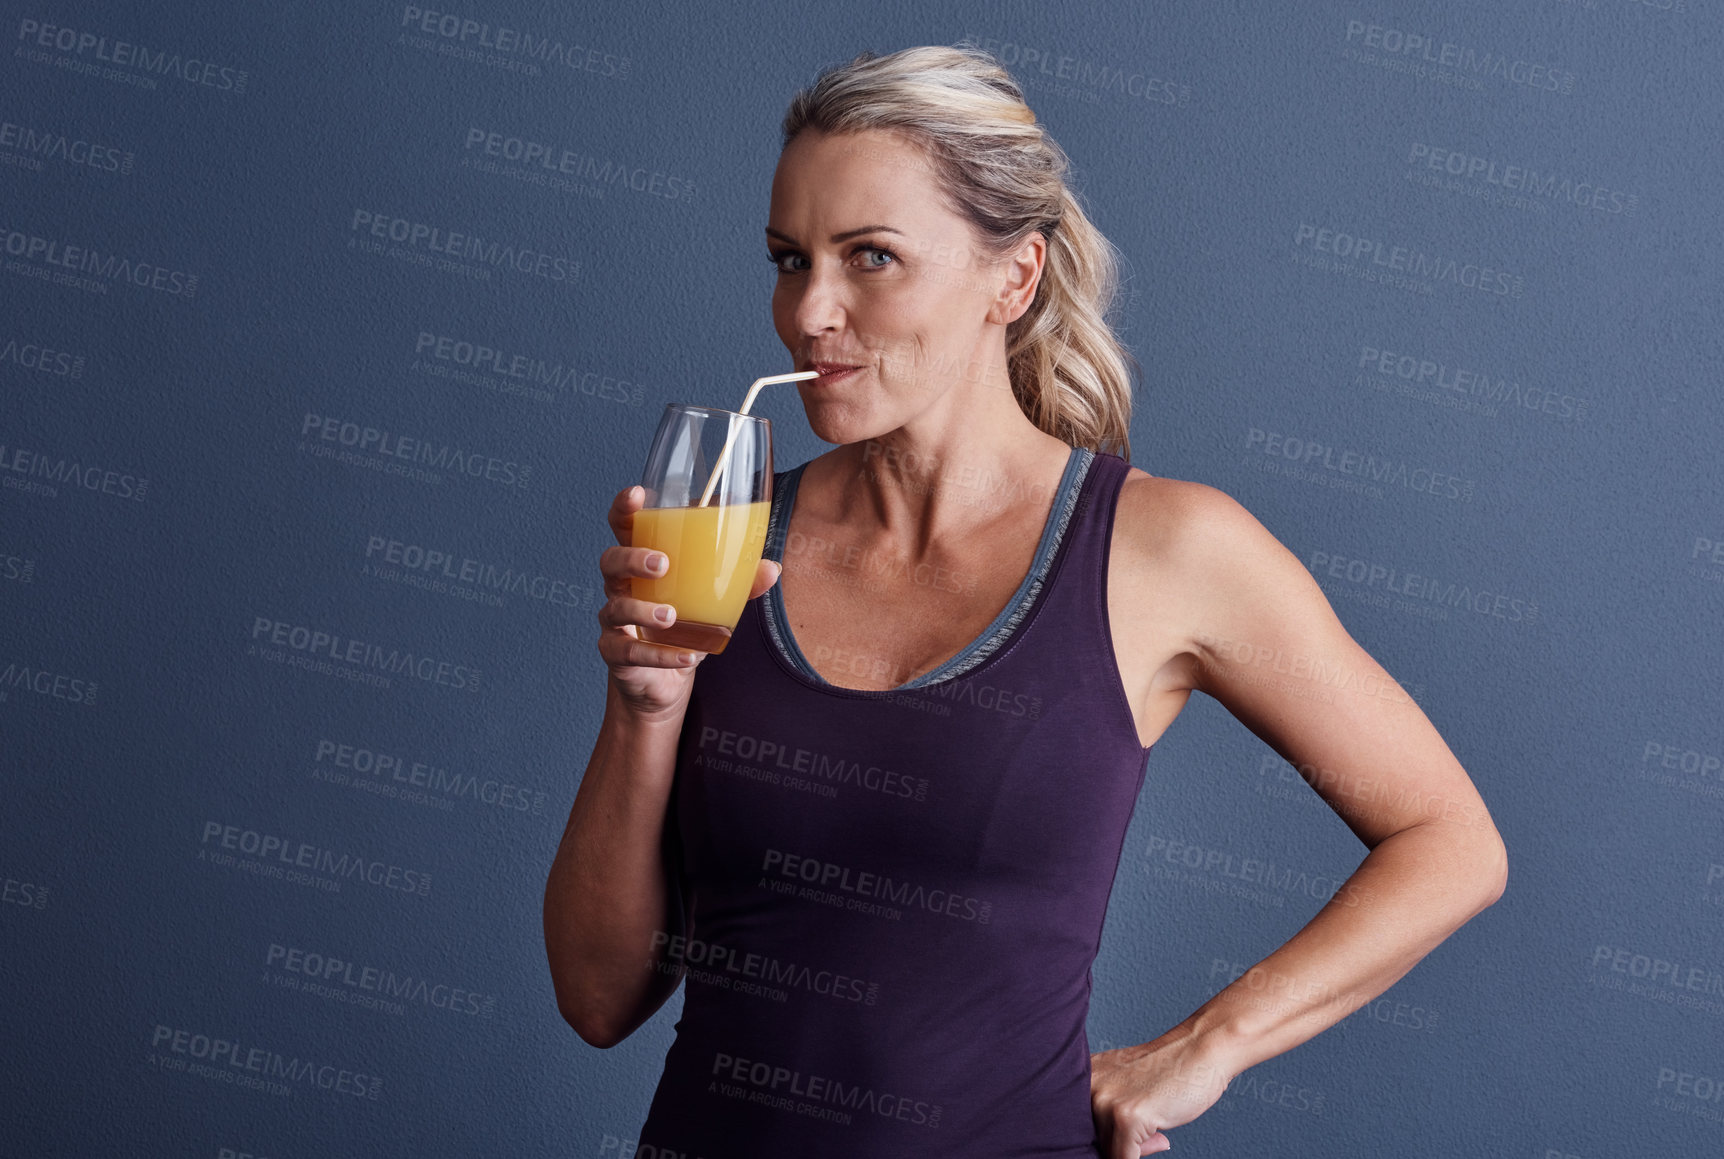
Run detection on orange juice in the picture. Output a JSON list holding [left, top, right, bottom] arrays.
[[632, 500, 771, 654]]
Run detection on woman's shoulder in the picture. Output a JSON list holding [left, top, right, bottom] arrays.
[[1108, 466, 1320, 664], [1111, 465, 1284, 577]]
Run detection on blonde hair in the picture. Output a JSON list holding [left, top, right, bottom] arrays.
[[781, 44, 1138, 459]]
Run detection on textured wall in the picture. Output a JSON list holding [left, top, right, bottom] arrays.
[[4, 1, 1720, 1156]]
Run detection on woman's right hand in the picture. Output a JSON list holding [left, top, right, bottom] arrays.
[[598, 484, 782, 721]]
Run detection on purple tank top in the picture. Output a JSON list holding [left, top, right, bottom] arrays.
[[638, 449, 1154, 1157]]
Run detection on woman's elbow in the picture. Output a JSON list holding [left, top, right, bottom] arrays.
[[1473, 828, 1508, 907], [558, 1000, 631, 1049]]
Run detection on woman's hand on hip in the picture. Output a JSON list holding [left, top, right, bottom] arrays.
[[1090, 1028, 1236, 1157]]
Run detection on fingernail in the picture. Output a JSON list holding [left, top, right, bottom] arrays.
[[679, 652, 697, 664], [648, 553, 667, 573], [654, 606, 673, 624]]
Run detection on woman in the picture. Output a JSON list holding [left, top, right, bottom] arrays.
[[544, 44, 1507, 1158]]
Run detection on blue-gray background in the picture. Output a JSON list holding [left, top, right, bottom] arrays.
[[4, 1, 1721, 1156]]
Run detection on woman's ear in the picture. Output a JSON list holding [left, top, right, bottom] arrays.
[[987, 231, 1048, 326]]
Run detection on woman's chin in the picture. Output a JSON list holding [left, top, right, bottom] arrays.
[[807, 421, 857, 446], [797, 401, 875, 447]]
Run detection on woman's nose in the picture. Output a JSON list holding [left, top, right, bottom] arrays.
[[793, 264, 847, 335]]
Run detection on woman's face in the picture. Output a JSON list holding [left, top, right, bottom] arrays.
[[766, 127, 1042, 445]]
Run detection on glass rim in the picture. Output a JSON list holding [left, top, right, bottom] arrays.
[[664, 402, 771, 423]]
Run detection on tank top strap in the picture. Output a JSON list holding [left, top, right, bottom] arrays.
[[1021, 448, 1129, 599], [762, 462, 802, 566], [1009, 449, 1149, 754], [1055, 449, 1132, 578]]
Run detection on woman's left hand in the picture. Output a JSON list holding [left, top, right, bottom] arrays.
[[1089, 1029, 1237, 1157]]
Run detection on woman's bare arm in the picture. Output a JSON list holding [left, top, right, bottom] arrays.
[[1167, 482, 1507, 1071], [1090, 480, 1507, 1156], [542, 483, 782, 1048], [543, 680, 692, 1048]]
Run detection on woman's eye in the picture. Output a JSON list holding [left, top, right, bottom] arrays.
[[764, 248, 893, 272]]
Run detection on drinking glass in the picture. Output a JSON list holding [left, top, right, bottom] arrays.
[[631, 404, 773, 655]]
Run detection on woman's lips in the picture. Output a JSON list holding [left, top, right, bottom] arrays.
[[809, 363, 862, 384]]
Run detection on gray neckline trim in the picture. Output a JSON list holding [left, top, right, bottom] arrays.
[[762, 445, 1095, 692]]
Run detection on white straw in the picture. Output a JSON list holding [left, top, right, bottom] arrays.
[[697, 371, 819, 506]]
